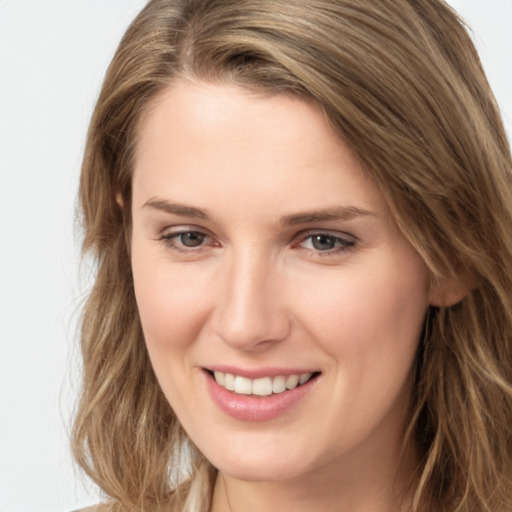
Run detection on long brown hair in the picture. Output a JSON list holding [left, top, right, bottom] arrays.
[[73, 1, 512, 510]]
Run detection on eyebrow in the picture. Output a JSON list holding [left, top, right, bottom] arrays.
[[280, 206, 377, 226], [142, 197, 213, 221], [142, 197, 376, 225]]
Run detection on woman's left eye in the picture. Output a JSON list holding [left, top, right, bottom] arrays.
[[298, 232, 356, 253]]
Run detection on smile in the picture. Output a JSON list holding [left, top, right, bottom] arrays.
[[212, 371, 316, 396], [205, 368, 321, 421]]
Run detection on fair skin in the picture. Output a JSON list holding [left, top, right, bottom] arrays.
[[130, 80, 443, 512]]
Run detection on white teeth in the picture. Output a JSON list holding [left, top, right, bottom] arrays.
[[214, 371, 225, 386], [285, 374, 299, 389], [272, 375, 286, 393], [212, 371, 315, 395], [234, 376, 252, 394], [253, 377, 273, 396], [299, 372, 312, 385], [224, 373, 235, 391]]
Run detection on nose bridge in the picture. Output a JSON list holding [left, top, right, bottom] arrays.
[[213, 244, 289, 349]]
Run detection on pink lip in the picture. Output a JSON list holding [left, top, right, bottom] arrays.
[[203, 369, 319, 422]]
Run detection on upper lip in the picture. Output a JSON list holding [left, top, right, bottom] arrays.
[[204, 365, 320, 379]]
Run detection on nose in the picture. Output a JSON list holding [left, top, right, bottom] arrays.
[[211, 248, 291, 351]]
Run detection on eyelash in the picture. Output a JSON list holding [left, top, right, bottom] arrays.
[[158, 228, 357, 256]]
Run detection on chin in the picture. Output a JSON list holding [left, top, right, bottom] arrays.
[[201, 438, 320, 483], [215, 460, 304, 483]]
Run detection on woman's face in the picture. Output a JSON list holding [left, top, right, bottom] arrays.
[[131, 81, 432, 483]]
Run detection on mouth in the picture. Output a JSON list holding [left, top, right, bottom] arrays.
[[206, 369, 321, 397]]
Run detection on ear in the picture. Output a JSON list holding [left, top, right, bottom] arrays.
[[116, 192, 124, 209], [428, 271, 476, 307]]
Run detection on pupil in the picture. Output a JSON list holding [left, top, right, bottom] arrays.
[[180, 232, 205, 247], [312, 234, 335, 251]]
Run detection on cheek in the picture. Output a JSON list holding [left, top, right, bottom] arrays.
[[292, 255, 429, 432], [290, 254, 429, 363], [131, 249, 212, 352], [130, 251, 213, 412]]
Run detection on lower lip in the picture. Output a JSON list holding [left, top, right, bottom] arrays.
[[204, 371, 319, 422]]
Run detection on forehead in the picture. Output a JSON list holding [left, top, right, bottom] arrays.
[[132, 80, 387, 219], [135, 80, 337, 165]]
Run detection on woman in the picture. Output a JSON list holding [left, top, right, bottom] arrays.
[[73, 0, 512, 511]]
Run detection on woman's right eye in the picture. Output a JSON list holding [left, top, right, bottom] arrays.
[[175, 231, 207, 247], [159, 229, 214, 253]]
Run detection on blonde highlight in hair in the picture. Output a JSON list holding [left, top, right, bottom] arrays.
[[74, 1, 512, 510]]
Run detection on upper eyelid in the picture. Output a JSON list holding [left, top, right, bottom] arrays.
[[157, 226, 213, 244], [294, 228, 358, 242], [159, 224, 211, 236]]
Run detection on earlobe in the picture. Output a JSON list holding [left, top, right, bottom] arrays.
[[428, 272, 476, 307]]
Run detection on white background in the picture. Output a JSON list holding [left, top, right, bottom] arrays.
[[0, 1, 510, 511]]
